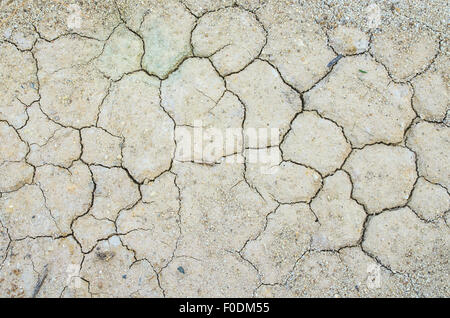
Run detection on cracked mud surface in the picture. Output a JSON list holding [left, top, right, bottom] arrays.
[[0, 0, 449, 298]]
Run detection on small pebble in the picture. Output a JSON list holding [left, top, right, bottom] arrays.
[[177, 266, 185, 274]]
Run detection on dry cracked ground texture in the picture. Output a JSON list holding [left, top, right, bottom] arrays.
[[0, 0, 449, 298]]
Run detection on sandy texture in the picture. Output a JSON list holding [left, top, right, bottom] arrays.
[[0, 0, 448, 298]]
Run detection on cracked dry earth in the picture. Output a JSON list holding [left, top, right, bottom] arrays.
[[0, 0, 449, 298]]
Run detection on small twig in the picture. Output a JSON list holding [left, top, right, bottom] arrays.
[[327, 54, 343, 68], [32, 264, 48, 298]]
